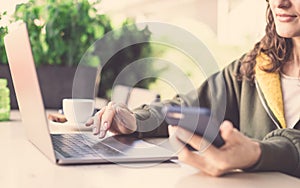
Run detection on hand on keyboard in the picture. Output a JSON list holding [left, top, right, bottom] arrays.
[[85, 102, 137, 138]]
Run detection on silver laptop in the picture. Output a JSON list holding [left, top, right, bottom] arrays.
[[4, 23, 176, 165]]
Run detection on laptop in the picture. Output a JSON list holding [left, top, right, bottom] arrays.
[[4, 22, 176, 165]]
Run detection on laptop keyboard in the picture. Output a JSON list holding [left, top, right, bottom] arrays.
[[51, 134, 124, 158]]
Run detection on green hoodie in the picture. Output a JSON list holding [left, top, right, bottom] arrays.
[[133, 54, 300, 177]]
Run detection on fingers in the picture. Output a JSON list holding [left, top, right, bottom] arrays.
[[174, 126, 215, 153], [97, 102, 116, 138], [168, 126, 186, 152], [85, 118, 94, 126], [178, 147, 226, 177], [85, 105, 109, 137], [171, 132, 225, 177], [177, 147, 206, 172], [91, 107, 106, 136], [85, 101, 137, 138], [219, 120, 234, 140], [168, 125, 216, 157], [219, 120, 244, 146], [218, 121, 261, 169], [170, 121, 257, 177]]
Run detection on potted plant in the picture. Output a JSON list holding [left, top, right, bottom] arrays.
[[2, 0, 157, 109]]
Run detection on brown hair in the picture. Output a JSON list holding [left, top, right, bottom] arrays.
[[238, 4, 293, 82]]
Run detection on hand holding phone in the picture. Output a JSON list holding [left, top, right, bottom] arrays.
[[162, 106, 225, 148]]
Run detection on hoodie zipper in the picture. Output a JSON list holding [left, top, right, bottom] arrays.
[[255, 79, 282, 129]]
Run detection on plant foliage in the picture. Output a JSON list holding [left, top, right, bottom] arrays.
[[0, 12, 8, 64], [9, 0, 158, 98], [14, 0, 112, 66]]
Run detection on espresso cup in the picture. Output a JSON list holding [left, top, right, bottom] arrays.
[[62, 98, 94, 124]]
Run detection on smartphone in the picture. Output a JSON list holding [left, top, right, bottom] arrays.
[[162, 106, 225, 148]]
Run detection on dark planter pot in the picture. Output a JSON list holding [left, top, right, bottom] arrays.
[[0, 64, 98, 109]]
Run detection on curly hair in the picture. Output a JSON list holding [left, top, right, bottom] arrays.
[[238, 3, 293, 82]]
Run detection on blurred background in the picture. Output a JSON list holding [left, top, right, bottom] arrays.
[[0, 0, 267, 109]]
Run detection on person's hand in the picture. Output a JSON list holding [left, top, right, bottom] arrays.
[[85, 102, 137, 138], [168, 120, 261, 177]]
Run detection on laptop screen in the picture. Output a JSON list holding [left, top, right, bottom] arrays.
[[4, 22, 56, 163]]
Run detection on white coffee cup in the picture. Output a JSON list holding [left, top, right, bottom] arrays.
[[62, 98, 95, 124]]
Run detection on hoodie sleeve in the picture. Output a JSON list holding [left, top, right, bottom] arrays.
[[244, 128, 300, 178], [132, 58, 241, 138]]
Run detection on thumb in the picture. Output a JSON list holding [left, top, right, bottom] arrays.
[[219, 120, 238, 145]]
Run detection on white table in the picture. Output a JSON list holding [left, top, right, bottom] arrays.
[[1, 111, 300, 188]]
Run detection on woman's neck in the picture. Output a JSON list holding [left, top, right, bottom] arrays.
[[282, 38, 300, 77]]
